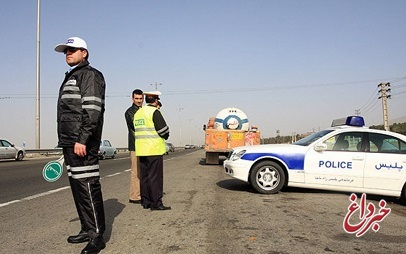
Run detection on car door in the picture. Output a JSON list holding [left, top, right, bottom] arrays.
[[1, 140, 15, 159], [363, 132, 406, 192], [104, 140, 113, 157], [0, 140, 5, 159], [304, 131, 365, 188]]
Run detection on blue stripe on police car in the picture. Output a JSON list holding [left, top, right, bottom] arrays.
[[241, 153, 305, 170]]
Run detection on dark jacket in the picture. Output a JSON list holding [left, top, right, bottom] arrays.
[[125, 103, 140, 151], [150, 105, 170, 140], [57, 60, 106, 148]]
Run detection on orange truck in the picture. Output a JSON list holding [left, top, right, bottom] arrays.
[[203, 108, 260, 164]]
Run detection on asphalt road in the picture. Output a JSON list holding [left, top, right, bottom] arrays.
[[1, 149, 405, 253]]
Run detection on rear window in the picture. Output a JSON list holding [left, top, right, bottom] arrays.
[[369, 133, 406, 154]]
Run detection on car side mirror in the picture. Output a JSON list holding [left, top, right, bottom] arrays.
[[314, 143, 327, 152]]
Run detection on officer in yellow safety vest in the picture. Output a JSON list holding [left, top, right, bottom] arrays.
[[133, 91, 171, 210]]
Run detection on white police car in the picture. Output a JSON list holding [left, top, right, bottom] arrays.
[[224, 116, 406, 202]]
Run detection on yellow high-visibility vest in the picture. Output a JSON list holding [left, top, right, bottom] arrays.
[[133, 105, 165, 156]]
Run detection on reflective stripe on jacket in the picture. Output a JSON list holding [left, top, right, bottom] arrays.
[[133, 105, 166, 156]]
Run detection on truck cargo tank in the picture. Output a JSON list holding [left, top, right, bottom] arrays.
[[204, 107, 260, 164], [214, 108, 250, 131]]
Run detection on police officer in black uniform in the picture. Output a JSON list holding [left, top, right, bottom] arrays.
[[54, 37, 106, 254]]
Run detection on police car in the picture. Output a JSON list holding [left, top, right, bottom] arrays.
[[223, 116, 406, 202]]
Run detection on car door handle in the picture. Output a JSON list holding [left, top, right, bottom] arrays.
[[352, 157, 364, 161]]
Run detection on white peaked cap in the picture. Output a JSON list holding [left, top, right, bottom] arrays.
[[54, 37, 88, 53], [143, 91, 162, 96]]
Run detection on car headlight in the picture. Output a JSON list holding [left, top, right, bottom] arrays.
[[231, 150, 246, 161]]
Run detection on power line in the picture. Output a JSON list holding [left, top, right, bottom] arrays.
[[362, 101, 380, 117], [392, 90, 406, 96], [361, 99, 380, 116], [0, 78, 402, 100], [0, 78, 386, 96], [358, 86, 379, 113], [391, 82, 406, 88], [388, 81, 406, 98], [388, 76, 406, 83]]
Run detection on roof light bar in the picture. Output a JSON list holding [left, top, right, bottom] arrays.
[[331, 116, 365, 127]]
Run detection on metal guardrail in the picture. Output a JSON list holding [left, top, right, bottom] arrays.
[[25, 148, 63, 156], [24, 148, 130, 156], [25, 146, 186, 156], [24, 147, 187, 157]]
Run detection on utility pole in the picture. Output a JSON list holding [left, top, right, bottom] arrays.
[[150, 82, 162, 90], [35, 0, 41, 148], [354, 109, 360, 116], [378, 82, 391, 131]]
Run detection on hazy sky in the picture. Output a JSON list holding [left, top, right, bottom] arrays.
[[1, 0, 405, 149]]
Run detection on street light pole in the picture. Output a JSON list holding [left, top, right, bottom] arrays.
[[150, 82, 162, 90], [35, 0, 41, 148], [177, 108, 183, 147], [187, 119, 194, 145]]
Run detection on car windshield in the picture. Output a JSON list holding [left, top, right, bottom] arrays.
[[294, 130, 334, 146]]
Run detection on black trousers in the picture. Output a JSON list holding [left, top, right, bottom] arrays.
[[139, 155, 164, 208], [63, 147, 105, 239]]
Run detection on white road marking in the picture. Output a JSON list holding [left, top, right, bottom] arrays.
[[0, 153, 181, 208]]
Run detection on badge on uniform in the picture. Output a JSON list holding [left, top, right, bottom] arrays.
[[42, 155, 64, 182]]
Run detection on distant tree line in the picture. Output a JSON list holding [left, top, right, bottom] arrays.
[[369, 122, 406, 135], [261, 134, 302, 144], [261, 122, 406, 144]]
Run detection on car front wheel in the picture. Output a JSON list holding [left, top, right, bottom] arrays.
[[401, 184, 406, 206], [249, 161, 285, 194], [16, 151, 24, 161]]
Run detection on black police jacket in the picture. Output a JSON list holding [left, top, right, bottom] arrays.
[[57, 60, 106, 148]]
